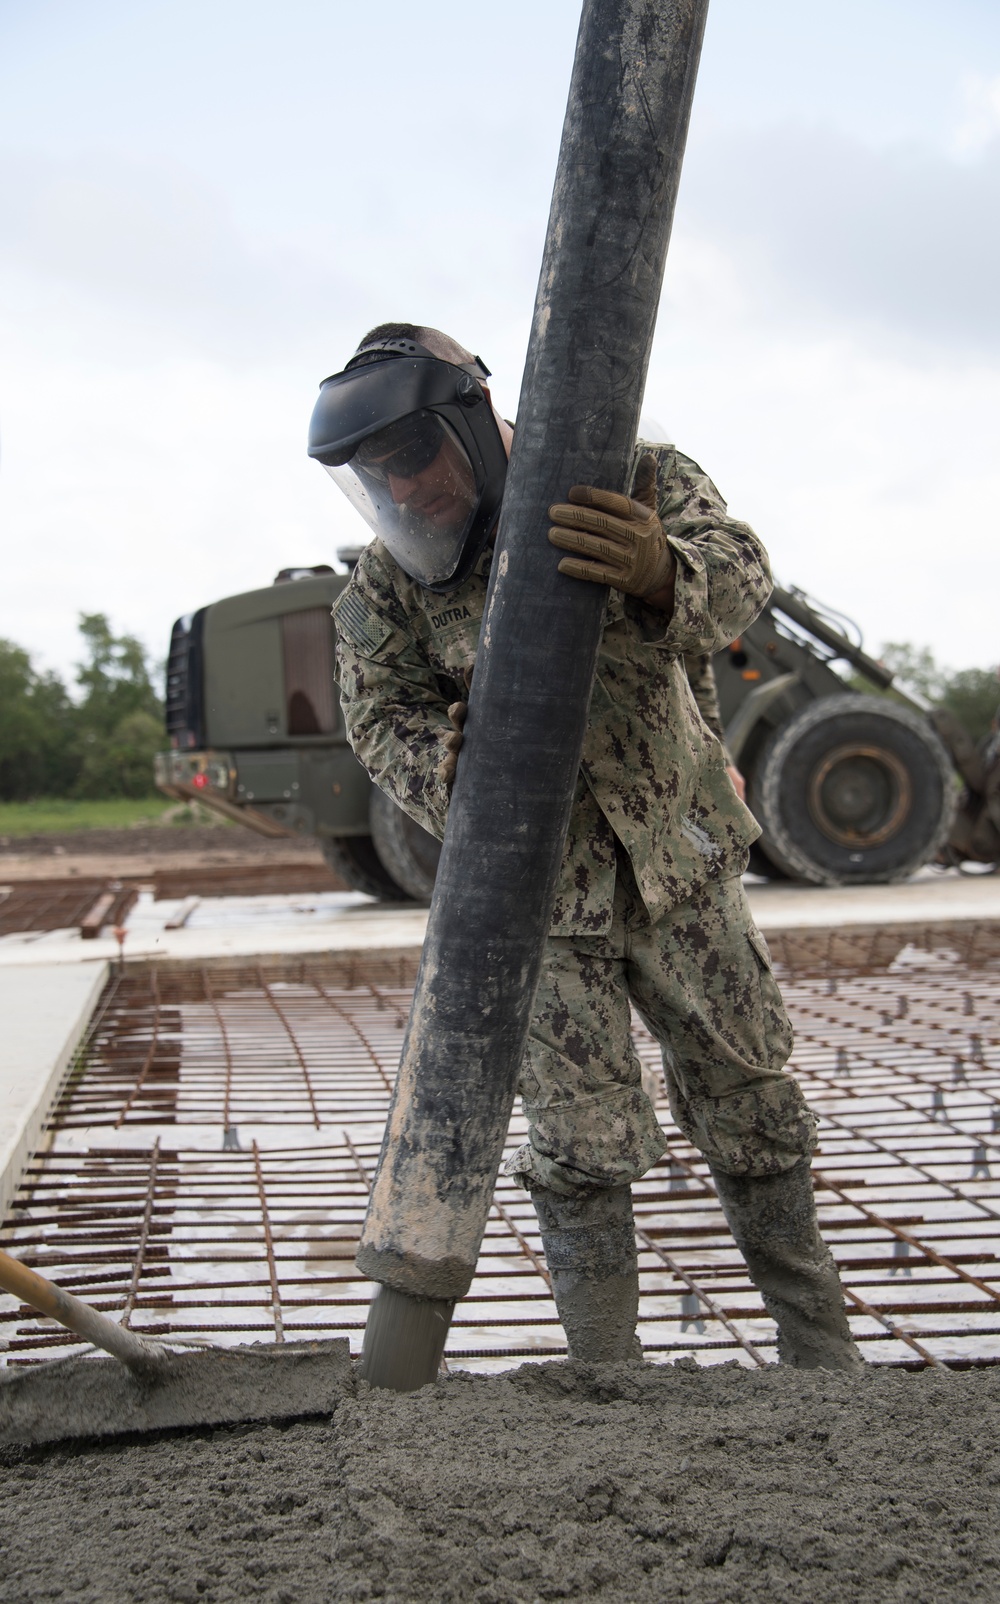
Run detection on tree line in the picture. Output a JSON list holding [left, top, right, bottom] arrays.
[[855, 642, 999, 743], [0, 615, 164, 801]]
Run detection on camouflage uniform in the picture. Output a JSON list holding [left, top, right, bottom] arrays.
[[682, 651, 725, 743], [933, 705, 1000, 864], [334, 445, 815, 1196]]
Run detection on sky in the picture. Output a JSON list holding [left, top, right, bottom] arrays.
[[1, 0, 998, 689]]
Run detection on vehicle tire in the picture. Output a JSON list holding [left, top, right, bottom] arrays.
[[745, 841, 789, 881], [369, 787, 442, 902], [320, 834, 413, 901], [750, 694, 955, 885]]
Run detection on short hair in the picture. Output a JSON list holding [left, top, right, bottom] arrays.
[[352, 322, 477, 368]]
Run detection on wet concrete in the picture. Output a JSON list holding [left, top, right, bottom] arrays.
[[1, 1358, 998, 1602]]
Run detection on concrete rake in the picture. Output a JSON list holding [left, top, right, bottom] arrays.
[[0, 1246, 350, 1446]]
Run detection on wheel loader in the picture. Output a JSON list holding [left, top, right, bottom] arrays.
[[155, 556, 960, 898]]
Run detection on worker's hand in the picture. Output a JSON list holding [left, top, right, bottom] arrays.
[[438, 666, 474, 790], [439, 701, 468, 789], [726, 764, 746, 803], [548, 453, 676, 605]]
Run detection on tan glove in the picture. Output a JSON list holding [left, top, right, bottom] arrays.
[[439, 701, 468, 789], [548, 452, 676, 601], [438, 667, 474, 789]]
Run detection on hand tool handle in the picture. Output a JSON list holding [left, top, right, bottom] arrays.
[[0, 1245, 167, 1375]]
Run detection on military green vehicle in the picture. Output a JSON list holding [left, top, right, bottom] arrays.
[[155, 558, 955, 898], [155, 559, 441, 901]]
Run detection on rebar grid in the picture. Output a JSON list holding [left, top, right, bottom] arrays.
[[54, 963, 417, 1130], [150, 863, 345, 901], [0, 866, 348, 936], [3, 930, 1000, 1372], [0, 880, 137, 938]]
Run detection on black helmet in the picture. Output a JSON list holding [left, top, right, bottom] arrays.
[[307, 336, 508, 593]]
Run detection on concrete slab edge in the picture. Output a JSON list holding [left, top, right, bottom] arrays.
[[121, 921, 1000, 990], [747, 874, 1000, 932], [0, 962, 109, 1226], [0, 912, 430, 968], [762, 918, 1000, 972], [122, 946, 426, 990]]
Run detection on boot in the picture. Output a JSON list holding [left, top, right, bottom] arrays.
[[531, 1183, 640, 1362], [709, 1159, 864, 1372]]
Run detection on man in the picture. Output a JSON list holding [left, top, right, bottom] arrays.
[[932, 696, 1000, 867], [684, 652, 746, 801], [309, 322, 862, 1372]]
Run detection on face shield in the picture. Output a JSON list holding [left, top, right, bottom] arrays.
[[307, 342, 508, 593]]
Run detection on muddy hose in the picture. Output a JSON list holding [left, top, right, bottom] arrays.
[[357, 0, 711, 1389], [358, 1286, 455, 1392]]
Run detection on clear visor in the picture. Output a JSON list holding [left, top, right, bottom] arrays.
[[323, 410, 481, 588]]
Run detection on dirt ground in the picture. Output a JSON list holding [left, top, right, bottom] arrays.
[[1, 1357, 998, 1604], [0, 826, 326, 882]]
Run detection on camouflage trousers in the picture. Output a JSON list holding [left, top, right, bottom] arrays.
[[505, 853, 816, 1198]]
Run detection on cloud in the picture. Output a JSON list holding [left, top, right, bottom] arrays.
[[0, 346, 357, 682], [679, 124, 1000, 353], [642, 223, 1000, 676], [0, 149, 368, 363], [952, 72, 1000, 157], [2, 91, 998, 684], [0, 139, 547, 387]]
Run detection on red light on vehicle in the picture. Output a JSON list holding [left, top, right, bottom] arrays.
[[191, 772, 209, 790]]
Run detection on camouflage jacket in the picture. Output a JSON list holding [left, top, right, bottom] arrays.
[[334, 444, 767, 936], [683, 652, 724, 743]]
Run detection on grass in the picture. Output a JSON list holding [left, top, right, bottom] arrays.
[[0, 797, 189, 836]]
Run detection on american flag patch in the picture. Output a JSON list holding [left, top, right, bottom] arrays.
[[332, 588, 394, 656]]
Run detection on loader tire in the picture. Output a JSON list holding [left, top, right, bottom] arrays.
[[746, 841, 789, 881], [750, 694, 955, 885], [369, 787, 441, 902], [320, 834, 413, 901]]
